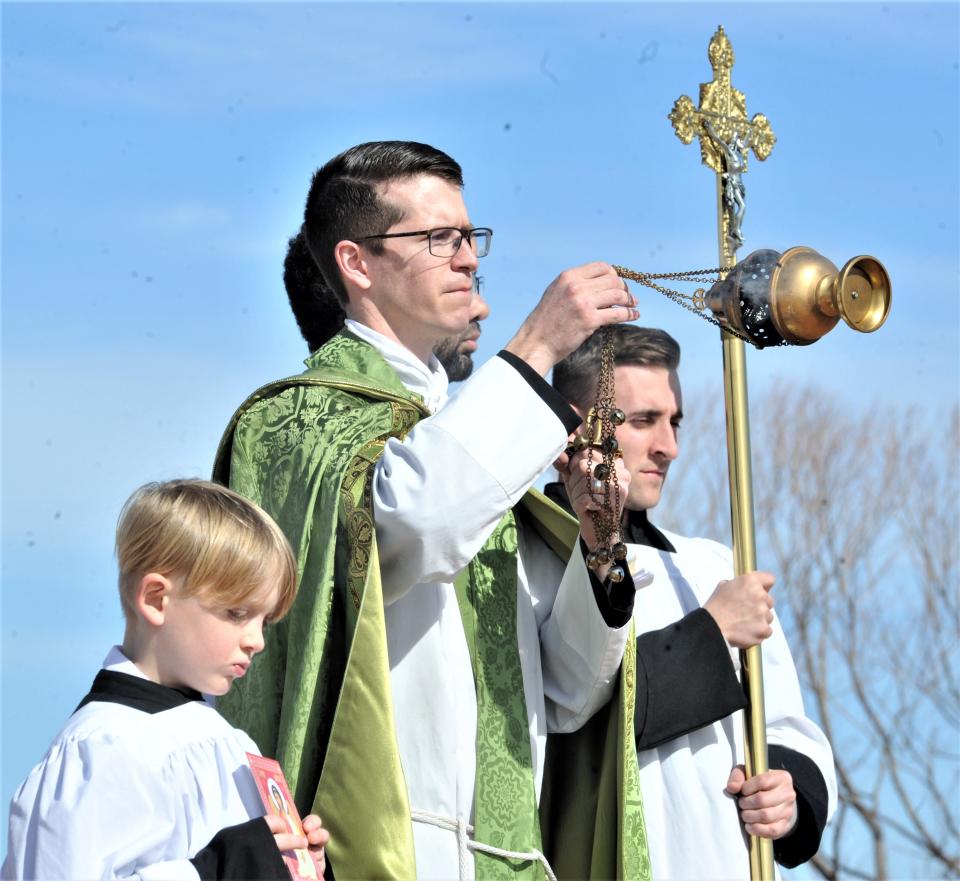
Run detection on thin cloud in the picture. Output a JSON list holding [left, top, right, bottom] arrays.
[[136, 200, 234, 233]]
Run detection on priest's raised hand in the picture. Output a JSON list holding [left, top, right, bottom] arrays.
[[505, 262, 640, 377]]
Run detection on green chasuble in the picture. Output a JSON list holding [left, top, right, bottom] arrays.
[[213, 331, 648, 880]]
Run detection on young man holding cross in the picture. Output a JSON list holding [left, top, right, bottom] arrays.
[[551, 324, 837, 880]]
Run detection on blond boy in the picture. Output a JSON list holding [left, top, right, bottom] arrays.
[[2, 479, 328, 880]]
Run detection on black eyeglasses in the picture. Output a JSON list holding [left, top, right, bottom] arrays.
[[358, 227, 493, 258]]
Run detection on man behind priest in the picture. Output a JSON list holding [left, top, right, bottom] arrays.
[[549, 324, 837, 880], [214, 140, 647, 880]]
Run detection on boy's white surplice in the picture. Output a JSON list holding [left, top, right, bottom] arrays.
[[2, 648, 263, 881], [630, 530, 837, 881], [348, 321, 639, 881]]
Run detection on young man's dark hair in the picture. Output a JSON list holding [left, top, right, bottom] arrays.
[[283, 229, 345, 352], [303, 141, 464, 308], [552, 324, 681, 410]]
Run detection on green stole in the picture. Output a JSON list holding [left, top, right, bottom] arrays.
[[454, 514, 543, 879], [213, 331, 649, 879]]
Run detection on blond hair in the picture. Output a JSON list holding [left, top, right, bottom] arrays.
[[116, 479, 297, 621]]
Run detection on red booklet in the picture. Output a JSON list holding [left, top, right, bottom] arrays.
[[246, 753, 323, 880]]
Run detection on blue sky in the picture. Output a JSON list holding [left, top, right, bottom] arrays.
[[2, 0, 958, 865]]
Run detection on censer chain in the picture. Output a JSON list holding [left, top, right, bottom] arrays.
[[613, 264, 760, 348]]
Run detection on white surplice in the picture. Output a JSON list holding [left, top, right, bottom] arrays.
[[2, 648, 265, 881], [629, 530, 837, 881], [346, 320, 637, 881]]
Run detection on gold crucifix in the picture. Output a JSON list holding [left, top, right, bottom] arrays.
[[669, 25, 776, 267]]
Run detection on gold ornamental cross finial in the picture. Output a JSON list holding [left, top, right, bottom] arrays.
[[668, 25, 776, 258], [668, 25, 776, 175]]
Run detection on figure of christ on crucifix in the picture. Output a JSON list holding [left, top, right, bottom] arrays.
[[704, 120, 748, 247]]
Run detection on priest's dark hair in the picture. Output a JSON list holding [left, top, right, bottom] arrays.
[[552, 325, 681, 410], [302, 140, 464, 307], [284, 228, 345, 352], [115, 478, 298, 623]]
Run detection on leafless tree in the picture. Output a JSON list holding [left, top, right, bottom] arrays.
[[658, 383, 960, 880]]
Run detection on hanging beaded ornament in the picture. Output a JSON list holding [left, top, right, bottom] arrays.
[[570, 326, 629, 582]]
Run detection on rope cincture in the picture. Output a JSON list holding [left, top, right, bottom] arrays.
[[410, 809, 558, 881]]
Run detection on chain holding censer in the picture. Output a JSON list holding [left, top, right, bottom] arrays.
[[613, 264, 753, 345]]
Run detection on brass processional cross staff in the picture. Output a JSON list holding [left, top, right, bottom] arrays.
[[667, 27, 778, 879], [580, 24, 891, 881]]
